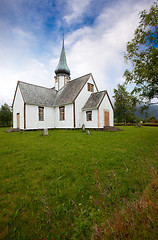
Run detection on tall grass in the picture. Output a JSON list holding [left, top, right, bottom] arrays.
[[39, 164, 158, 240]]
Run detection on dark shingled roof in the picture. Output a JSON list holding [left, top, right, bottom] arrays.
[[82, 91, 106, 110], [16, 73, 94, 108], [54, 73, 91, 106], [19, 81, 56, 107]]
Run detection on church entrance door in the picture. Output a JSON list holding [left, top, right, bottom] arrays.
[[104, 110, 109, 126]]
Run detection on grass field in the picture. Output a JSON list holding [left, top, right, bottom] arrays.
[[0, 127, 158, 239]]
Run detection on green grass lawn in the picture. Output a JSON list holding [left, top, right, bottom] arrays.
[[0, 127, 158, 239]]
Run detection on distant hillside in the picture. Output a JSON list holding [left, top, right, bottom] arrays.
[[135, 104, 158, 120]]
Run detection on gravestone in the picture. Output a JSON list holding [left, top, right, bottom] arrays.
[[87, 130, 90, 135], [82, 124, 85, 131], [43, 128, 49, 136]]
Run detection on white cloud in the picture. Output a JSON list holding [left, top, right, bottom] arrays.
[[0, 58, 52, 106], [12, 28, 36, 43], [65, 26, 92, 46], [65, 0, 155, 101], [64, 0, 92, 24]]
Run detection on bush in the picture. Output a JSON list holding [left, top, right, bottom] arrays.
[[143, 123, 158, 126]]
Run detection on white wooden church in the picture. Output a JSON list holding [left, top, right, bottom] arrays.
[[12, 38, 114, 130]]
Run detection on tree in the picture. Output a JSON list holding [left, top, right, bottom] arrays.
[[124, 2, 158, 104], [0, 103, 12, 126], [113, 84, 137, 124]]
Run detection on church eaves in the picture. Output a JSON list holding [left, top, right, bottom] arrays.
[[55, 36, 70, 76]]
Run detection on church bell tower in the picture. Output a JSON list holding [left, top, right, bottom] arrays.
[[55, 35, 70, 91]]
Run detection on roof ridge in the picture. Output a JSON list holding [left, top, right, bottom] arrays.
[[19, 81, 54, 90], [91, 90, 107, 94]]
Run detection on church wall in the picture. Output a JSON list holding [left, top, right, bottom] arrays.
[[99, 94, 114, 127], [13, 85, 24, 129], [75, 76, 98, 128], [54, 104, 73, 128], [26, 105, 54, 129], [83, 109, 98, 128]]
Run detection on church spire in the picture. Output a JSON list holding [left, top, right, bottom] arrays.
[[55, 35, 70, 76]]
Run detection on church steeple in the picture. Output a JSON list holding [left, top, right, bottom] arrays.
[[55, 35, 71, 91], [55, 35, 70, 76]]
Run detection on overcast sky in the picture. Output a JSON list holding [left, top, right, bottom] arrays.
[[0, 0, 155, 106]]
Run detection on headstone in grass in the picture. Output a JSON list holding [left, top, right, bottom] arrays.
[[82, 124, 85, 131], [87, 130, 90, 135], [43, 128, 48, 136]]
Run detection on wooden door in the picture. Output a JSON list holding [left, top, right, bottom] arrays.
[[17, 113, 20, 128], [104, 111, 109, 126]]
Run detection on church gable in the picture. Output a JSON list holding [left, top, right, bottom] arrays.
[[82, 90, 114, 128], [12, 81, 24, 108], [12, 83, 25, 129], [73, 73, 98, 102], [54, 73, 92, 107], [72, 74, 98, 128]]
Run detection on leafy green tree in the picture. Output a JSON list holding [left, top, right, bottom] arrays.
[[0, 103, 12, 126], [113, 84, 137, 124], [124, 2, 158, 104]]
